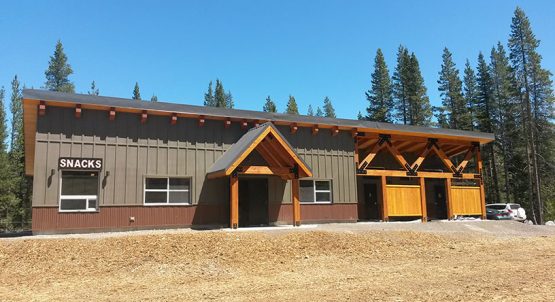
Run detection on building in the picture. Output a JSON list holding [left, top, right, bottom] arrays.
[[23, 90, 494, 233]]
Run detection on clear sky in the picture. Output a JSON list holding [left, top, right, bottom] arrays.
[[0, 0, 553, 119]]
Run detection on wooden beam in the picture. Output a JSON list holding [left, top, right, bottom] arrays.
[[331, 126, 339, 136], [256, 143, 283, 167], [420, 177, 427, 223], [394, 140, 414, 152], [265, 137, 296, 167], [431, 144, 457, 173], [358, 138, 377, 150], [290, 123, 298, 134], [109, 107, 116, 121], [230, 175, 239, 229], [225, 118, 232, 128], [455, 145, 477, 174], [74, 104, 82, 118], [476, 146, 486, 219], [198, 116, 205, 127], [38, 101, 46, 116], [358, 143, 383, 170], [238, 165, 291, 175], [446, 178, 453, 219], [170, 113, 177, 125], [354, 138, 360, 167], [292, 179, 301, 226], [140, 110, 148, 124], [358, 169, 480, 179], [411, 143, 433, 172], [383, 141, 412, 172], [381, 175, 389, 222], [351, 128, 358, 138], [312, 125, 319, 135]]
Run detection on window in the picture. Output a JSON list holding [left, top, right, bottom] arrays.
[[144, 177, 191, 205], [59, 171, 99, 212], [299, 180, 332, 203]]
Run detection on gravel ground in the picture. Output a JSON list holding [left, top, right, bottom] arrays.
[[1, 221, 554, 301]]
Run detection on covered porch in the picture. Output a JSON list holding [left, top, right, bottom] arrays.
[[207, 122, 312, 228], [355, 132, 488, 222]]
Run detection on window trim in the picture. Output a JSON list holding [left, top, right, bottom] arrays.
[[58, 170, 100, 213], [143, 176, 192, 206], [299, 179, 333, 204]]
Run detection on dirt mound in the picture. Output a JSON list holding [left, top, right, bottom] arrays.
[[1, 229, 554, 301]]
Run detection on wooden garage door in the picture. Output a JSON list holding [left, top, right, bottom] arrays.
[[451, 186, 482, 215], [386, 185, 422, 216]]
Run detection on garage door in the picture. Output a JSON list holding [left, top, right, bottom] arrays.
[[451, 186, 482, 216]]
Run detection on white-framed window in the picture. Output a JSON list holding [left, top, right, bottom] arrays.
[[59, 171, 99, 212], [144, 177, 191, 205], [299, 180, 332, 203]]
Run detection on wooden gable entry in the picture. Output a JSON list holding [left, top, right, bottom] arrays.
[[208, 123, 312, 229]]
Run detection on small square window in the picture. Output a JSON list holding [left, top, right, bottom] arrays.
[[59, 171, 99, 212], [144, 177, 191, 205], [299, 180, 332, 204]]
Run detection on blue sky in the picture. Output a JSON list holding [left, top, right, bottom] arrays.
[[0, 0, 553, 119]]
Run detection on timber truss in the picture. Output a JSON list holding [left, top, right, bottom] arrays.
[[355, 134, 482, 180]]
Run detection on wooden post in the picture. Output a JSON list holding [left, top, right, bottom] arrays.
[[445, 178, 453, 220], [380, 175, 389, 222], [476, 146, 487, 219], [230, 176, 239, 229], [419, 177, 427, 223], [291, 179, 301, 226]]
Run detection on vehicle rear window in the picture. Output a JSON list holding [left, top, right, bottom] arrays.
[[487, 205, 506, 210], [510, 204, 520, 209]]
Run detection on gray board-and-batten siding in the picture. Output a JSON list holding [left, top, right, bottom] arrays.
[[32, 106, 357, 208]]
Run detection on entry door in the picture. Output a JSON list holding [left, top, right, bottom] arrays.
[[363, 183, 379, 220], [433, 184, 447, 219], [239, 178, 269, 226]]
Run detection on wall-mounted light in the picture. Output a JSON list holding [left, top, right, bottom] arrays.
[[105, 171, 110, 177], [50, 169, 55, 176]]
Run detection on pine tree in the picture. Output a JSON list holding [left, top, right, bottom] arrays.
[[490, 43, 521, 205], [9, 76, 30, 224], [475, 52, 501, 204], [307, 105, 314, 116], [88, 81, 99, 96], [357, 111, 365, 120], [262, 96, 277, 113], [44, 40, 75, 93], [225, 90, 234, 108], [204, 81, 215, 106], [285, 95, 299, 115], [214, 80, 226, 107], [315, 107, 323, 117], [392, 46, 411, 124], [508, 7, 554, 223], [323, 96, 336, 118], [406, 53, 432, 126], [0, 87, 16, 229], [433, 106, 449, 128], [150, 95, 158, 102], [437, 48, 471, 130], [366, 49, 393, 122], [132, 82, 141, 100], [462, 59, 478, 130]]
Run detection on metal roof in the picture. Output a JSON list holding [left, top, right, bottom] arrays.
[[206, 122, 312, 177], [22, 89, 495, 142]]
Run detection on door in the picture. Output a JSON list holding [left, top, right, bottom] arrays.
[[432, 184, 447, 219], [239, 178, 269, 226], [363, 183, 379, 220]]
